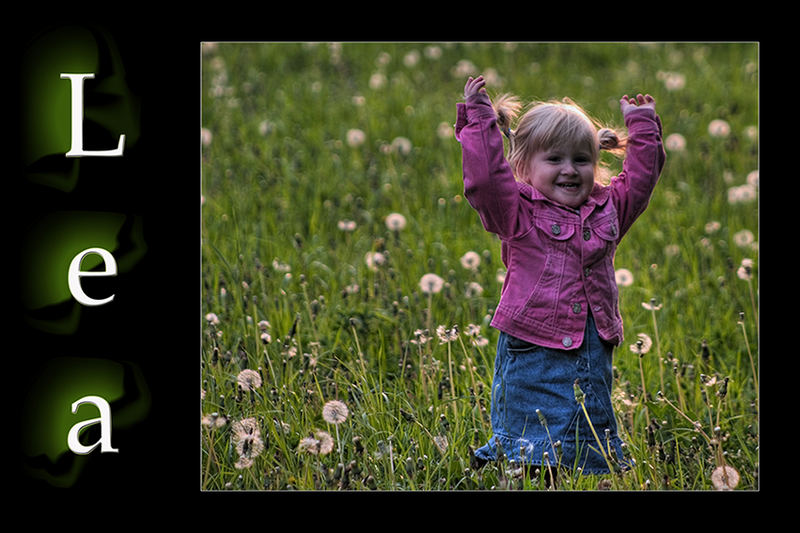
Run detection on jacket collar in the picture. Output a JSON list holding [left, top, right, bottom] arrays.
[[521, 182, 611, 217]]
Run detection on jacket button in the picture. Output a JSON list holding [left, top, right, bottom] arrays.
[[572, 303, 582, 314], [562, 336, 573, 348], [583, 229, 591, 241], [550, 223, 561, 235], [584, 267, 591, 277]]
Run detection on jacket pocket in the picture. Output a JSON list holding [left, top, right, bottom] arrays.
[[505, 333, 540, 354], [533, 217, 576, 243], [591, 218, 619, 242]]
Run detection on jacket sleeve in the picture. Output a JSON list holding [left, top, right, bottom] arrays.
[[609, 107, 666, 239], [455, 92, 527, 239]]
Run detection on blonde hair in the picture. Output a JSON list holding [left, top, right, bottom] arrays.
[[492, 93, 626, 185]]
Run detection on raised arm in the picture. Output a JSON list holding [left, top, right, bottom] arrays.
[[455, 77, 527, 238], [609, 93, 666, 238]]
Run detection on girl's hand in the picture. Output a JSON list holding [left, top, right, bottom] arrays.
[[620, 93, 656, 117], [464, 76, 487, 98]]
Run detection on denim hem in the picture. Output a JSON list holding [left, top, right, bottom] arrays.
[[474, 432, 632, 475]]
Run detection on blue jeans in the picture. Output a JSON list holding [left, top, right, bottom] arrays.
[[474, 314, 630, 474]]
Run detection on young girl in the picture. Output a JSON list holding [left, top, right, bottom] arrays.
[[455, 75, 665, 476]]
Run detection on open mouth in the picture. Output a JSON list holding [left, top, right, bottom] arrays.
[[556, 182, 580, 190]]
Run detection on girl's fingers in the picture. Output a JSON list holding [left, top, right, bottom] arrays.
[[621, 94, 655, 106]]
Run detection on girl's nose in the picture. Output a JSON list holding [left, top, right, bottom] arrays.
[[561, 162, 577, 175]]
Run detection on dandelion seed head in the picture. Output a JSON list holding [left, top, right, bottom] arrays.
[[711, 465, 740, 490], [315, 431, 334, 455], [346, 128, 366, 147], [465, 281, 484, 298], [237, 369, 262, 391], [471, 336, 489, 347], [460, 251, 481, 271], [664, 133, 686, 152], [390, 136, 412, 155], [615, 268, 634, 287], [453, 59, 478, 77], [385, 212, 407, 231], [641, 300, 663, 311], [231, 417, 264, 463], [338, 219, 357, 231], [322, 400, 349, 424], [465, 324, 481, 337], [436, 324, 459, 344], [629, 333, 653, 355], [232, 417, 260, 439], [662, 71, 686, 91], [746, 170, 759, 187], [433, 435, 449, 454], [708, 119, 731, 138], [437, 121, 453, 139], [737, 258, 754, 280], [365, 251, 386, 271], [732, 229, 755, 248], [425, 45, 442, 59], [727, 184, 757, 204], [201, 412, 227, 428], [419, 273, 444, 294], [201, 128, 213, 147], [272, 258, 291, 273], [410, 329, 431, 345], [298, 437, 319, 454]]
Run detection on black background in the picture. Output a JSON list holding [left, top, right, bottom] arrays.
[[10, 17, 198, 498]]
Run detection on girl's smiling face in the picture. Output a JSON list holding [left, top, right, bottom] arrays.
[[525, 145, 595, 208]]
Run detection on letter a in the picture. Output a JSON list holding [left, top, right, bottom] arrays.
[[60, 73, 125, 157], [67, 395, 119, 454]]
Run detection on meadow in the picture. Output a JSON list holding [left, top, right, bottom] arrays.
[[200, 42, 758, 491]]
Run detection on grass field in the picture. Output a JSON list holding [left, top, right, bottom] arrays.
[[200, 42, 758, 490]]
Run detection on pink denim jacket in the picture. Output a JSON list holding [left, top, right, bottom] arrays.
[[455, 92, 665, 349]]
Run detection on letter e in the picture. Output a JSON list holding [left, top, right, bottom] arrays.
[[68, 247, 117, 306]]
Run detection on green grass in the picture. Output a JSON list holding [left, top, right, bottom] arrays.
[[200, 42, 758, 491]]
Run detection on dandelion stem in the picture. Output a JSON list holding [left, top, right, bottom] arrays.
[[747, 278, 759, 340], [426, 292, 433, 336], [739, 316, 759, 413], [658, 391, 712, 444], [202, 426, 217, 490], [350, 324, 368, 377], [675, 367, 687, 413], [574, 380, 616, 477], [650, 306, 665, 395], [580, 401, 616, 478], [458, 335, 487, 432], [418, 344, 429, 403], [301, 282, 320, 341], [334, 424, 343, 466], [638, 355, 651, 428], [447, 341, 457, 418]]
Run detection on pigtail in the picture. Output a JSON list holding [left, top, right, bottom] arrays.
[[598, 127, 627, 156], [595, 127, 628, 185], [492, 93, 522, 142]]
